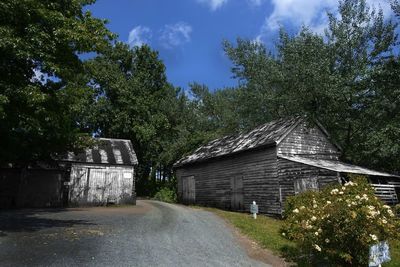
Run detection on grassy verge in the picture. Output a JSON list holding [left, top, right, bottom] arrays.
[[199, 207, 400, 266], [199, 207, 295, 257]]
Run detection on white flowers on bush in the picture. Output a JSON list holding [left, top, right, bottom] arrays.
[[369, 234, 378, 241], [331, 188, 339, 195], [282, 176, 400, 265], [361, 194, 369, 201], [344, 181, 357, 187], [314, 244, 322, 252]]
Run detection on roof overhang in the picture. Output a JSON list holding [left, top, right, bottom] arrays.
[[173, 142, 276, 169], [279, 155, 399, 178]]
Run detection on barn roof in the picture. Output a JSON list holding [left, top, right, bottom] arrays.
[[174, 117, 301, 167], [279, 155, 399, 178], [60, 138, 138, 166]]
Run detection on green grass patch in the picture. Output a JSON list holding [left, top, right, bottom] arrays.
[[384, 240, 400, 267], [199, 207, 400, 266]]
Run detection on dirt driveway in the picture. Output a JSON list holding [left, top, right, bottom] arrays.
[[0, 200, 270, 267]]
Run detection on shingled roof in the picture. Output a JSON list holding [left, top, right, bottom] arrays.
[[279, 155, 399, 178], [174, 117, 301, 167], [61, 138, 138, 166]]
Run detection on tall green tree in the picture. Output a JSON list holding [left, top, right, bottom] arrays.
[[220, 0, 399, 172], [85, 43, 187, 195], [0, 0, 114, 165]]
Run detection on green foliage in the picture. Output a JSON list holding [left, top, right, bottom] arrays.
[[153, 187, 177, 203], [205, 0, 400, 174], [0, 0, 115, 165], [282, 176, 400, 265], [83, 43, 196, 195]]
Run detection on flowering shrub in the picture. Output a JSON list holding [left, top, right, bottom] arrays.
[[281, 176, 400, 265]]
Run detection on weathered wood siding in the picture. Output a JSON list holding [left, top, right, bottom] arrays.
[[278, 158, 339, 211], [68, 164, 135, 205], [176, 146, 281, 215], [278, 122, 340, 160], [0, 169, 64, 208]]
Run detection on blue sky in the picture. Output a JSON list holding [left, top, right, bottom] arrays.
[[87, 0, 392, 91]]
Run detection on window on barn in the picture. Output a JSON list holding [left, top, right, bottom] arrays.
[[294, 177, 319, 194]]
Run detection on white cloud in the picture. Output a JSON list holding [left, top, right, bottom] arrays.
[[196, 0, 228, 11], [128, 26, 152, 47], [247, 0, 265, 7], [256, 0, 392, 42], [265, 0, 337, 31], [159, 22, 193, 49]]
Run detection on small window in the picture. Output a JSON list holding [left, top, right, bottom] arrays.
[[294, 177, 319, 194]]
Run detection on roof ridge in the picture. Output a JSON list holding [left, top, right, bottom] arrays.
[[174, 117, 301, 167], [97, 137, 132, 142]]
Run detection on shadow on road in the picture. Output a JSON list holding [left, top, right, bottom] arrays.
[[0, 209, 95, 236]]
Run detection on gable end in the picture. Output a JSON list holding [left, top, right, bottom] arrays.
[[277, 120, 341, 160]]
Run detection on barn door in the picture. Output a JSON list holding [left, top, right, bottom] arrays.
[[70, 167, 88, 202], [88, 169, 106, 203], [294, 177, 319, 194], [182, 176, 195, 204], [231, 176, 244, 210], [105, 171, 120, 203]]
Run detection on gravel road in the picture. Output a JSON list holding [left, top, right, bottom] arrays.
[[0, 200, 270, 267]]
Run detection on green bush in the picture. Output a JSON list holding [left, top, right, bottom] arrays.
[[281, 176, 400, 266], [153, 187, 177, 203]]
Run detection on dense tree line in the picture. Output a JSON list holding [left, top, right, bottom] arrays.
[[1, 0, 399, 196], [204, 0, 400, 172]]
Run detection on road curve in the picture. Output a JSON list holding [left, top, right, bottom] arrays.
[[0, 200, 270, 267]]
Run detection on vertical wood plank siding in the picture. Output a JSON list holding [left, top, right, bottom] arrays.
[[278, 122, 340, 160], [176, 146, 281, 215], [69, 164, 135, 205], [278, 158, 339, 210]]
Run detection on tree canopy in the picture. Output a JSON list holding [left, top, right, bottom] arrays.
[[217, 0, 400, 172], [1, 0, 399, 195], [0, 0, 114, 165]]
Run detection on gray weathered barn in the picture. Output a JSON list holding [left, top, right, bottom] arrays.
[[174, 117, 399, 215], [0, 138, 138, 208], [61, 138, 138, 206]]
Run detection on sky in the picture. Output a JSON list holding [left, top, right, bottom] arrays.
[[87, 0, 392, 91]]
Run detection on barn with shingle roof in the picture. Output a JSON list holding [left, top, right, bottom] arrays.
[[61, 138, 138, 206], [174, 117, 399, 215]]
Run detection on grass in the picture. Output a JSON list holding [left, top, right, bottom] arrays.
[[197, 207, 400, 266], [385, 240, 400, 267], [198, 207, 295, 258]]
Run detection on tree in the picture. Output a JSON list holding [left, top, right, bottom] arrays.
[[85, 43, 186, 195], [0, 0, 114, 165], [221, 0, 399, 173]]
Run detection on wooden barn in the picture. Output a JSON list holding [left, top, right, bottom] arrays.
[[60, 138, 138, 206], [174, 117, 399, 215]]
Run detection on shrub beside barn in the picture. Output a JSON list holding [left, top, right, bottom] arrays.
[[174, 117, 399, 215]]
